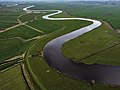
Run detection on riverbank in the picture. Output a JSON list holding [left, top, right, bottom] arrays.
[[62, 21, 120, 66]]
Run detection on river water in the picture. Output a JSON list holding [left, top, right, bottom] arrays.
[[24, 6, 120, 85]]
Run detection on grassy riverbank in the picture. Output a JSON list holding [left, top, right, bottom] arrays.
[[25, 29, 120, 90], [24, 11, 120, 90], [66, 5, 120, 30], [24, 12, 94, 90], [62, 21, 120, 65], [31, 2, 120, 29]]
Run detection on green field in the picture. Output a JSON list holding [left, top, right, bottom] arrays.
[[32, 3, 120, 29], [0, 38, 32, 63], [0, 25, 42, 39], [0, 4, 25, 30], [0, 21, 18, 30], [66, 5, 120, 29], [19, 13, 41, 22], [0, 66, 28, 90], [24, 28, 120, 90], [62, 21, 120, 65]]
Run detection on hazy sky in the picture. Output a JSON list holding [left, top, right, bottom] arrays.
[[1, 0, 116, 1], [0, 0, 115, 1]]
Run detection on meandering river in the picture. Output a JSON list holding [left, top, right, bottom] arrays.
[[23, 6, 120, 85]]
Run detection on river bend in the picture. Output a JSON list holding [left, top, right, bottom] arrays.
[[23, 6, 120, 85]]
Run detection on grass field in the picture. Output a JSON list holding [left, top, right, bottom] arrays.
[[83, 43, 120, 65], [0, 38, 33, 64], [0, 25, 42, 39], [0, 59, 20, 71], [0, 21, 18, 30], [32, 3, 120, 29], [0, 65, 28, 90], [25, 32, 120, 90], [0, 4, 25, 30], [62, 21, 120, 65], [19, 13, 42, 23], [66, 5, 120, 29]]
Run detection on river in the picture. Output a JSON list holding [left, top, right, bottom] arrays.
[[23, 6, 120, 85]]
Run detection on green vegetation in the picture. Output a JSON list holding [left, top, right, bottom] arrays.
[[0, 66, 28, 90], [0, 14, 19, 22], [19, 13, 40, 22], [66, 5, 120, 29], [0, 21, 18, 30], [33, 3, 120, 29], [23, 3, 120, 90], [0, 38, 32, 63], [62, 22, 120, 65], [83, 42, 120, 65], [0, 59, 20, 71], [0, 25, 42, 39], [29, 20, 86, 34], [27, 20, 62, 34], [0, 4, 25, 30], [1, 2, 120, 90], [25, 32, 120, 90], [24, 11, 93, 89]]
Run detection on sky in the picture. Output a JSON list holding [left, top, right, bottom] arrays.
[[0, 0, 119, 2], [0, 0, 118, 1]]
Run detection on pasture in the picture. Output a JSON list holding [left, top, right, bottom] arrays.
[[0, 66, 28, 90]]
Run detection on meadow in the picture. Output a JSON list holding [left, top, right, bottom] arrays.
[[0, 38, 32, 64], [58, 3, 120, 65], [0, 4, 25, 30], [0, 4, 46, 90], [62, 21, 120, 65], [0, 66, 28, 90], [66, 5, 120, 29], [0, 25, 42, 39], [32, 2, 120, 29]]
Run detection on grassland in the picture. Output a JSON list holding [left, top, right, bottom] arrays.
[[0, 65, 28, 90], [0, 37, 35, 64], [0, 21, 18, 30], [25, 30, 120, 90], [0, 4, 25, 30], [58, 4, 120, 65], [0, 59, 20, 71], [62, 21, 120, 65], [83, 42, 120, 65], [33, 3, 120, 29], [0, 5, 45, 70], [19, 13, 42, 23], [66, 5, 120, 29], [0, 25, 42, 39]]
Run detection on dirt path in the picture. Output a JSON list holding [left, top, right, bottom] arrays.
[[25, 24, 43, 34]]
